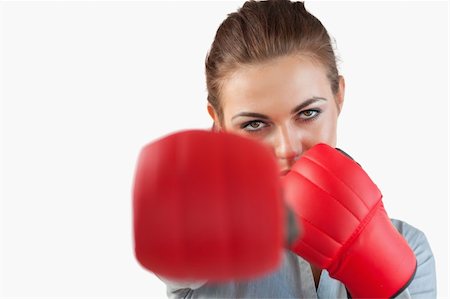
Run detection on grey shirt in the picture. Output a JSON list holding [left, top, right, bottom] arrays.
[[161, 219, 436, 298]]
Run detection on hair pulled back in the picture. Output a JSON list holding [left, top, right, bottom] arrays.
[[205, 0, 339, 120]]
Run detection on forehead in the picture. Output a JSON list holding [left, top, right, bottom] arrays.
[[221, 55, 332, 114]]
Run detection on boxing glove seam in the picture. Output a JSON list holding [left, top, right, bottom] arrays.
[[327, 199, 383, 276]]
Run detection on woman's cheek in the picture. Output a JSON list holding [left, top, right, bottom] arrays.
[[313, 121, 338, 146]]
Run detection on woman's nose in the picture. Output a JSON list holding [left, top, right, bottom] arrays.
[[275, 126, 301, 162]]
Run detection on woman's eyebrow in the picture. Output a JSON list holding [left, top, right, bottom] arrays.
[[231, 112, 270, 120], [290, 97, 327, 115], [231, 97, 327, 120]]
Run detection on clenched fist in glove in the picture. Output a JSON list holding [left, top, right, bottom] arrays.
[[133, 130, 299, 282], [282, 144, 417, 298]]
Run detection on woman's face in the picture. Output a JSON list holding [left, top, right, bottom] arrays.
[[209, 55, 345, 174]]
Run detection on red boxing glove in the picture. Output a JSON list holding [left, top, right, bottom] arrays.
[[282, 144, 416, 298], [133, 130, 285, 281]]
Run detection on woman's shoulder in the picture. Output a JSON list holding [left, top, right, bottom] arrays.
[[390, 219, 426, 242], [390, 218, 435, 267], [390, 218, 421, 234], [390, 219, 429, 249], [390, 220, 437, 296]]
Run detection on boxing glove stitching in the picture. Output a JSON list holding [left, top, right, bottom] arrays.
[[328, 199, 383, 276], [299, 154, 385, 275]]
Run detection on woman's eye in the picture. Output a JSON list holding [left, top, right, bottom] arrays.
[[298, 109, 320, 120], [243, 121, 266, 131]]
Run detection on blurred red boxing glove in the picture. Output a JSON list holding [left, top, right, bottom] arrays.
[[133, 130, 297, 281], [282, 144, 416, 298]]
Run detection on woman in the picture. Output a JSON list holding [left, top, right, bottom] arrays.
[[154, 0, 436, 297]]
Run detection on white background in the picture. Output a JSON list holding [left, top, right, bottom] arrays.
[[1, 1, 448, 298]]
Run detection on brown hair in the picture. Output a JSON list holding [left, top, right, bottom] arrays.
[[205, 0, 339, 123]]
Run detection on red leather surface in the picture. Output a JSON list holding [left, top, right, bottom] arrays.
[[133, 130, 284, 281], [283, 144, 416, 298]]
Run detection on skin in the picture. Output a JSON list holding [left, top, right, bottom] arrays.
[[208, 54, 346, 287]]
